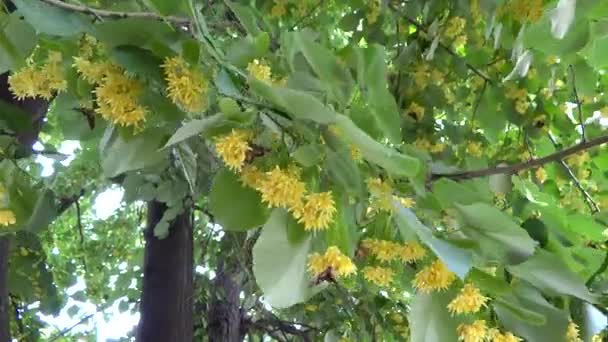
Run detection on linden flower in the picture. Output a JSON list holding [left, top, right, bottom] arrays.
[[270, 0, 287, 18], [489, 330, 522, 342], [448, 283, 489, 315], [535, 167, 547, 184], [0, 209, 16, 226], [258, 166, 306, 209], [94, 69, 148, 127], [9, 51, 67, 100], [566, 320, 582, 342], [362, 239, 401, 262], [363, 266, 394, 287], [240, 165, 265, 189], [398, 241, 426, 263], [307, 246, 356, 278], [162, 56, 209, 113], [445, 17, 466, 39], [466, 142, 483, 158], [457, 320, 487, 342], [396, 196, 415, 208], [350, 146, 363, 162], [413, 259, 456, 293], [73, 58, 119, 84], [215, 130, 252, 172], [247, 59, 272, 82], [296, 192, 336, 231], [406, 102, 425, 121]]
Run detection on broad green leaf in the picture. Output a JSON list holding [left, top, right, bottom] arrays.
[[292, 143, 325, 167], [586, 20, 608, 69], [22, 190, 57, 233], [494, 297, 547, 326], [455, 202, 537, 264], [409, 289, 463, 342], [334, 115, 420, 178], [572, 58, 596, 96], [163, 114, 231, 148], [145, 0, 186, 15], [495, 283, 569, 342], [0, 14, 37, 73], [289, 31, 354, 105], [394, 203, 472, 279], [507, 250, 598, 303], [324, 192, 358, 256], [110, 46, 165, 87], [90, 18, 179, 54], [13, 0, 90, 36], [432, 178, 488, 209], [101, 128, 169, 178], [209, 169, 269, 231], [224, 0, 261, 36], [524, 15, 589, 56], [567, 213, 606, 242], [252, 209, 317, 308], [249, 78, 338, 124], [324, 149, 363, 197], [467, 268, 510, 295]]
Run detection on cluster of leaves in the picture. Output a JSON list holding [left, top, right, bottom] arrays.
[[2, 0, 608, 340]]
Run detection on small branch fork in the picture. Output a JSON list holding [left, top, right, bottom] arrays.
[[569, 65, 587, 142], [431, 134, 608, 182]]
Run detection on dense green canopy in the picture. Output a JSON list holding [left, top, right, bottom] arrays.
[[2, 0, 608, 341]]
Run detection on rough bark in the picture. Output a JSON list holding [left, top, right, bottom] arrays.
[[0, 238, 10, 342], [136, 201, 193, 342], [207, 261, 242, 342]]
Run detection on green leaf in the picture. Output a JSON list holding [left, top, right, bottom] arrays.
[[572, 58, 596, 96], [494, 297, 547, 326], [163, 114, 232, 148], [409, 289, 463, 342], [567, 213, 606, 242], [22, 190, 57, 233], [209, 169, 269, 231], [101, 127, 169, 178], [224, 0, 261, 36], [13, 0, 90, 36], [292, 143, 325, 167], [110, 46, 165, 87], [252, 209, 318, 308], [90, 18, 178, 54], [468, 268, 510, 295], [145, 0, 186, 15], [586, 20, 608, 69], [334, 115, 420, 178], [432, 178, 489, 209], [394, 204, 472, 279], [324, 149, 363, 196], [455, 202, 537, 264], [249, 78, 338, 124], [288, 31, 354, 105], [494, 283, 569, 342], [524, 15, 589, 56], [507, 250, 598, 303], [0, 14, 37, 73]]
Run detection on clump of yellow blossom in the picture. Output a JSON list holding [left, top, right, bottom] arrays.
[[9, 51, 67, 100], [457, 320, 487, 342], [162, 56, 209, 113], [240, 165, 265, 189], [73, 58, 120, 84], [398, 241, 427, 263], [566, 320, 582, 342], [535, 167, 547, 184], [488, 329, 522, 342], [366, 177, 393, 211], [415, 138, 445, 153], [0, 209, 16, 226], [294, 191, 336, 231], [350, 146, 363, 162], [413, 259, 456, 293], [362, 239, 400, 262], [406, 102, 425, 121], [444, 17, 466, 39], [505, 85, 529, 114], [258, 166, 306, 209], [466, 142, 483, 157], [413, 63, 430, 89], [247, 59, 272, 82], [567, 152, 590, 167], [308, 246, 356, 278], [214, 130, 252, 172], [366, 0, 382, 24], [448, 283, 489, 315], [500, 0, 543, 23], [270, 0, 287, 18], [94, 68, 149, 127], [363, 266, 394, 287], [397, 196, 416, 208]]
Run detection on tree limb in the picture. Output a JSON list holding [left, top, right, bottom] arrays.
[[39, 0, 190, 25], [431, 134, 608, 181]]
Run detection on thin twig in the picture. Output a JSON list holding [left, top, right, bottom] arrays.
[[470, 80, 488, 129], [431, 134, 608, 181], [548, 134, 600, 213], [568, 65, 586, 142], [48, 312, 96, 341], [39, 0, 190, 25], [587, 250, 608, 287], [75, 200, 88, 272]]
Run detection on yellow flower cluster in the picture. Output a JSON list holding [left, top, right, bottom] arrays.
[[308, 246, 356, 278], [567, 152, 589, 167], [566, 320, 582, 342], [466, 142, 483, 158], [366, 0, 382, 24], [270, 0, 287, 18], [413, 259, 456, 293], [457, 320, 487, 342], [444, 17, 466, 39], [535, 167, 547, 184], [363, 266, 394, 287], [362, 239, 426, 263], [413, 63, 430, 89], [215, 130, 252, 172], [415, 138, 446, 153], [505, 84, 529, 114], [293, 192, 337, 231], [94, 68, 148, 127], [406, 102, 425, 121], [258, 166, 306, 208], [247, 59, 272, 82], [74, 58, 119, 84], [0, 209, 16, 226], [448, 283, 489, 315], [9, 51, 67, 100], [366, 177, 416, 213], [500, 0, 544, 23], [489, 329, 522, 342], [162, 56, 209, 113]]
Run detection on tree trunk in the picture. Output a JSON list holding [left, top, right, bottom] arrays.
[[0, 238, 10, 342], [207, 261, 242, 342], [136, 201, 193, 342]]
